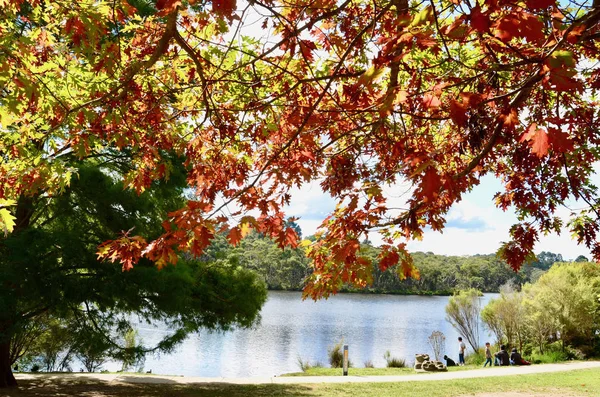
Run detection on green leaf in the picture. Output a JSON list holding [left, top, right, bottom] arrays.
[[548, 50, 575, 68]]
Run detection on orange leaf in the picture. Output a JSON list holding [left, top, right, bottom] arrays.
[[228, 226, 243, 246], [502, 108, 519, 129], [520, 123, 549, 157], [284, 227, 299, 248], [423, 93, 441, 109]]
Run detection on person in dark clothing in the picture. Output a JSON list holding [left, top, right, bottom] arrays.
[[510, 348, 522, 365], [510, 348, 531, 365], [494, 345, 510, 366], [443, 355, 457, 367]]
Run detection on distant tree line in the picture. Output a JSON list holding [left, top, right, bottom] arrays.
[[211, 229, 579, 295]]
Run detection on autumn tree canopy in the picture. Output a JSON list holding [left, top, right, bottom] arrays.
[[1, 0, 600, 299]]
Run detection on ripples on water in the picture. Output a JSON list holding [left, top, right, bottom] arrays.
[[103, 291, 497, 377]]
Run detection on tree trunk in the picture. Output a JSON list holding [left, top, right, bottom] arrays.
[[0, 340, 17, 388]]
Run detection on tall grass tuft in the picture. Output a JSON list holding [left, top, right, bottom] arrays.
[[297, 356, 312, 372], [383, 351, 406, 368], [328, 341, 352, 368], [296, 356, 324, 372], [328, 341, 344, 368]]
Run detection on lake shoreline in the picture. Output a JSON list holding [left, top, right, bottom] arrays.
[[266, 287, 455, 296]]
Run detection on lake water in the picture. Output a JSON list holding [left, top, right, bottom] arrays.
[[105, 291, 497, 377]]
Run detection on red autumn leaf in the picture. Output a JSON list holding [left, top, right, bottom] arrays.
[[449, 99, 468, 127], [470, 5, 490, 33], [193, 225, 214, 254], [525, 0, 555, 9], [548, 127, 574, 153], [227, 226, 243, 246], [420, 167, 442, 202], [520, 123, 549, 157], [378, 246, 400, 271], [156, 0, 181, 11], [494, 13, 544, 44], [547, 68, 582, 92], [299, 40, 317, 62], [212, 0, 237, 17]]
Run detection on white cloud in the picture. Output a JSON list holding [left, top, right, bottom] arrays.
[[286, 174, 593, 260]]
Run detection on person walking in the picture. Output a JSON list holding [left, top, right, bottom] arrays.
[[458, 337, 466, 366], [483, 342, 493, 367]]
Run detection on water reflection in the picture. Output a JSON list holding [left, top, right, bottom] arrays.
[[104, 291, 496, 377]]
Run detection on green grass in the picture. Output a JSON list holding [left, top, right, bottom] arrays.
[[313, 368, 600, 396], [283, 364, 473, 376], [9, 368, 600, 396]]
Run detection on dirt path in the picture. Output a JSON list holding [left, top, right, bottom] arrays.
[[14, 360, 600, 385]]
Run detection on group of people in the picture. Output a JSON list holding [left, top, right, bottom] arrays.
[[443, 337, 531, 367]]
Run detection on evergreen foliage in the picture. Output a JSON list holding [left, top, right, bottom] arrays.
[[1, 159, 267, 383]]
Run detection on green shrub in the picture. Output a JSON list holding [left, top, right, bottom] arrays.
[[465, 348, 485, 365], [565, 346, 586, 360], [364, 360, 374, 368], [327, 341, 352, 368], [383, 351, 406, 368], [328, 341, 344, 368], [527, 350, 569, 364]]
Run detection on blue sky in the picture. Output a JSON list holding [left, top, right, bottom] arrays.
[[283, 174, 593, 260]]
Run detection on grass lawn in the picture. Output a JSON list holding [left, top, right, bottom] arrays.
[[3, 368, 599, 397]]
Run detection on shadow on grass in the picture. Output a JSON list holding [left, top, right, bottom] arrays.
[[2, 377, 315, 397]]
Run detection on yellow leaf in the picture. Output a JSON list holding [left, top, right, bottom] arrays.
[[358, 66, 385, 87], [0, 208, 16, 235], [410, 6, 433, 27], [300, 239, 312, 247], [395, 90, 408, 104], [240, 222, 252, 238]]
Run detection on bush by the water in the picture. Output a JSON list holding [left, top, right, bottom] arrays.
[[383, 351, 406, 368], [465, 349, 485, 365], [327, 341, 352, 368], [328, 341, 344, 368]]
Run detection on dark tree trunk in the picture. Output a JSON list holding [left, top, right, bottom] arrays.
[[1, 194, 36, 388], [0, 340, 17, 388]]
